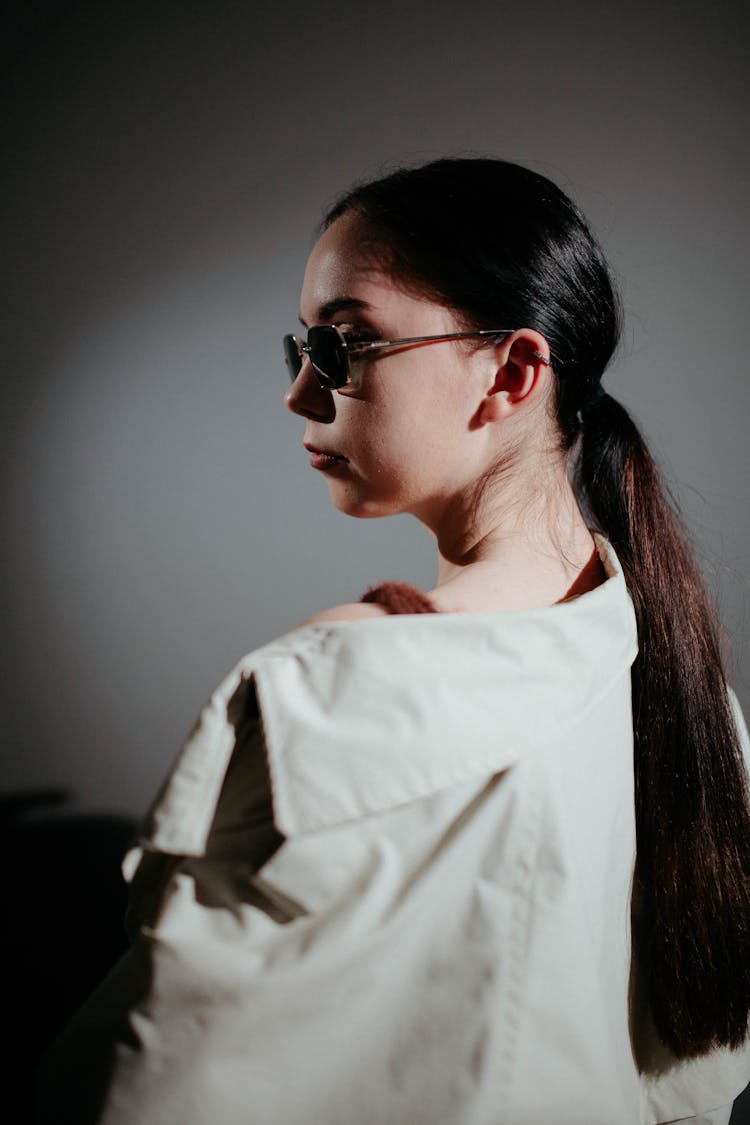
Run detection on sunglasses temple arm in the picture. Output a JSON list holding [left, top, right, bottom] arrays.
[[348, 330, 513, 353], [347, 330, 551, 363]]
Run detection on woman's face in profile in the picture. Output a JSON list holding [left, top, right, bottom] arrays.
[[287, 211, 496, 524]]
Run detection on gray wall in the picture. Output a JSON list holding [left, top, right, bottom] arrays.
[[4, 0, 749, 820]]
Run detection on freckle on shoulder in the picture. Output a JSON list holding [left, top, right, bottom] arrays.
[[294, 602, 391, 629]]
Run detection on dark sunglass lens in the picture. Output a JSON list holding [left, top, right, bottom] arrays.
[[283, 335, 302, 382], [307, 326, 347, 389]]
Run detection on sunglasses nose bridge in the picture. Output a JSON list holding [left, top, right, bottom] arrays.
[[284, 327, 349, 392], [295, 352, 317, 387], [286, 336, 312, 380], [290, 352, 337, 407], [284, 367, 339, 429]]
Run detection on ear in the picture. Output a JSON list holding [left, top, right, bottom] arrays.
[[474, 329, 553, 425]]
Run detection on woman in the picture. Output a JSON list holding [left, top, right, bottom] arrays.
[[37, 159, 750, 1124]]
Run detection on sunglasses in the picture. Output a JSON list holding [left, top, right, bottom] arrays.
[[283, 325, 550, 394]]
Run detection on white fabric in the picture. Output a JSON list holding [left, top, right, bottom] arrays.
[[37, 536, 750, 1124]]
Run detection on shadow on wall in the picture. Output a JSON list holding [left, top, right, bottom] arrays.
[[734, 1081, 750, 1123], [1, 790, 135, 1123]]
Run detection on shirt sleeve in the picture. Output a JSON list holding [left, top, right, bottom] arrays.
[[125, 704, 286, 938]]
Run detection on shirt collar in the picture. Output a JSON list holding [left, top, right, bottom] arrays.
[[138, 534, 637, 855]]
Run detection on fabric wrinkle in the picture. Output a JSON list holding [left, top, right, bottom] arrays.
[[35, 535, 750, 1125]]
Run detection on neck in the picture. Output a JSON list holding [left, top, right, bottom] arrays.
[[420, 458, 600, 613]]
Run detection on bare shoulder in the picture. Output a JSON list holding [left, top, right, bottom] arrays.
[[294, 602, 391, 629]]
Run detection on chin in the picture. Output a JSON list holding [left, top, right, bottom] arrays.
[[329, 484, 404, 520]]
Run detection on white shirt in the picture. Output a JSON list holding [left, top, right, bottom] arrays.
[[37, 536, 750, 1125]]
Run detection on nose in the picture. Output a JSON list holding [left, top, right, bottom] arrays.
[[284, 358, 336, 423]]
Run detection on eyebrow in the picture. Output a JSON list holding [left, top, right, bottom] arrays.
[[298, 296, 374, 328]]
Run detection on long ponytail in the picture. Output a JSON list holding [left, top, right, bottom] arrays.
[[576, 390, 750, 1056], [324, 156, 750, 1059]]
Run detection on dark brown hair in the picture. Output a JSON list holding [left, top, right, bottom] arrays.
[[324, 158, 750, 1058]]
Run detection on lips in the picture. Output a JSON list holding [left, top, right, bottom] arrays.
[[304, 443, 347, 461]]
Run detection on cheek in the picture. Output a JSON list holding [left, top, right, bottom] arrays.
[[329, 351, 476, 511], [350, 394, 463, 495]]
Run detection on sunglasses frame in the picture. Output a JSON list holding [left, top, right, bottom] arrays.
[[284, 325, 551, 393]]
